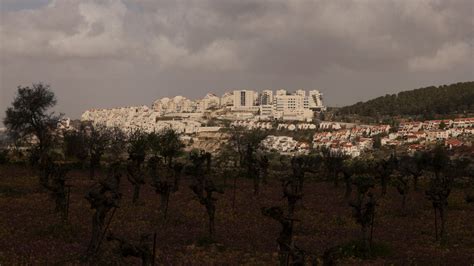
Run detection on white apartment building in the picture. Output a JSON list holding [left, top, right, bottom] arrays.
[[232, 90, 259, 112], [307, 90, 326, 111], [220, 92, 234, 107], [152, 96, 195, 114], [273, 91, 315, 121], [259, 90, 273, 105], [197, 93, 220, 112]]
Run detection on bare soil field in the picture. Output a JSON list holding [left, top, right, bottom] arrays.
[[0, 165, 473, 265]]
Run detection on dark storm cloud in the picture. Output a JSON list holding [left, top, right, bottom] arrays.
[[1, 0, 473, 123]]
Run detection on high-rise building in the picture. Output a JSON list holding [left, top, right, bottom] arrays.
[[259, 90, 273, 105], [232, 90, 259, 111], [307, 90, 326, 111]]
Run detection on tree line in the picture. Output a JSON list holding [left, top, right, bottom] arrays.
[[336, 81, 474, 119]]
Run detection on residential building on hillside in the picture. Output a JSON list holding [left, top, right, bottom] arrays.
[[232, 90, 259, 112], [220, 92, 234, 107], [259, 90, 273, 105]]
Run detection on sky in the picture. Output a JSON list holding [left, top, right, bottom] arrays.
[[1, 0, 473, 122]]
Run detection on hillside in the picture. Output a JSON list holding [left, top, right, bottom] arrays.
[[336, 82, 474, 118]]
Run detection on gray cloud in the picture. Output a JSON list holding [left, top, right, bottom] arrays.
[[1, 0, 473, 123]]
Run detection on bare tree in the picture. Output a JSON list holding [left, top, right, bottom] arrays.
[[149, 156, 182, 220], [423, 146, 469, 244], [322, 148, 345, 187], [126, 130, 149, 204], [342, 158, 370, 201], [41, 156, 71, 222], [262, 206, 305, 266], [229, 128, 267, 195], [375, 154, 398, 196], [187, 150, 223, 241], [349, 175, 377, 255], [399, 153, 424, 191], [394, 172, 410, 212], [85, 163, 122, 256]]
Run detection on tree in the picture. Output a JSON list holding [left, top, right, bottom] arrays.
[[336, 82, 474, 118], [438, 121, 447, 130], [284, 154, 322, 211], [127, 130, 148, 165], [4, 84, 60, 163], [63, 130, 88, 167], [215, 143, 241, 210], [229, 128, 268, 195], [187, 150, 223, 241], [423, 147, 469, 244], [108, 127, 127, 163], [149, 129, 183, 167], [127, 160, 146, 204], [349, 175, 377, 255], [342, 158, 370, 201], [322, 148, 345, 187], [126, 130, 149, 203], [40, 156, 71, 222], [4, 84, 61, 187], [282, 177, 303, 217], [394, 173, 410, 212], [375, 154, 398, 196], [85, 163, 122, 256], [83, 123, 112, 178], [425, 175, 451, 244], [149, 156, 182, 220], [398, 153, 424, 191], [262, 206, 307, 265], [259, 154, 270, 184]]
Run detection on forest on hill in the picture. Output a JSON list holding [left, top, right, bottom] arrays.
[[336, 82, 474, 119]]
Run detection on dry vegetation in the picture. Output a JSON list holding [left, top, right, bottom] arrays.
[[1, 164, 473, 265]]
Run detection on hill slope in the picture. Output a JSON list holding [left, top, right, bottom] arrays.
[[337, 81, 474, 118]]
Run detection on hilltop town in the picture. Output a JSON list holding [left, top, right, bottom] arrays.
[[77, 89, 474, 158]]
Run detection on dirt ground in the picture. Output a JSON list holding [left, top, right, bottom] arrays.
[[0, 164, 473, 265]]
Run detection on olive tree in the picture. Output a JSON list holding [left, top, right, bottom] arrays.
[[4, 84, 60, 162], [4, 83, 61, 186]]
